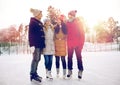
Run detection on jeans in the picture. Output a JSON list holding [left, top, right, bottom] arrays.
[[44, 55, 53, 71], [55, 56, 66, 69], [30, 48, 42, 75], [67, 46, 83, 71]]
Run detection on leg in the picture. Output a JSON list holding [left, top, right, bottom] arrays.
[[47, 55, 53, 71], [61, 56, 66, 69], [61, 56, 67, 78], [75, 47, 83, 71], [55, 56, 60, 69], [44, 55, 49, 70], [55, 56, 60, 77], [67, 47, 74, 78], [67, 47, 74, 70], [30, 48, 41, 75], [75, 47, 83, 79], [30, 48, 42, 82], [46, 55, 53, 79]]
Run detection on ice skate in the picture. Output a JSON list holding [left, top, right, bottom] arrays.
[[63, 69, 67, 79], [63, 75, 67, 79], [35, 74, 42, 80], [67, 70, 72, 79], [30, 75, 42, 83], [56, 73, 59, 78], [56, 68, 60, 78], [78, 70, 82, 79], [46, 71, 53, 80]]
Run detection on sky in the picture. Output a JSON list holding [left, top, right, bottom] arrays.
[[0, 0, 120, 29]]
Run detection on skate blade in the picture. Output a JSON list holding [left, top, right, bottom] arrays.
[[78, 76, 82, 80], [66, 76, 72, 80], [46, 78, 53, 81], [63, 77, 67, 80], [31, 79, 42, 85]]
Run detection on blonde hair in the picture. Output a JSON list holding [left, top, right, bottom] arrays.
[[44, 22, 54, 31]]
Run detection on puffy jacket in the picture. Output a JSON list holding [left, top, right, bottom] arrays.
[[54, 22, 67, 56], [66, 18, 85, 49], [43, 27, 55, 55]]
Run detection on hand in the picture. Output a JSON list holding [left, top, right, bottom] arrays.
[[31, 47, 35, 53]]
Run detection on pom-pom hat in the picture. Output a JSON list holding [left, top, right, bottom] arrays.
[[68, 10, 77, 17], [30, 8, 42, 17]]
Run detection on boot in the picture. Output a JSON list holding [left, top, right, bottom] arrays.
[[63, 69, 66, 79], [56, 68, 60, 78], [67, 70, 72, 78], [78, 70, 83, 79], [30, 74, 42, 83], [30, 73, 42, 80]]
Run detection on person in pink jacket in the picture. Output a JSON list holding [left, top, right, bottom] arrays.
[[66, 10, 85, 79]]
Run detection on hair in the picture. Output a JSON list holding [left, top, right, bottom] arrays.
[[55, 22, 67, 35], [44, 22, 54, 31]]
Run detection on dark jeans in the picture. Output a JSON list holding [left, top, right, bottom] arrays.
[[44, 55, 53, 71], [30, 48, 43, 76], [67, 46, 83, 71], [55, 56, 66, 69]]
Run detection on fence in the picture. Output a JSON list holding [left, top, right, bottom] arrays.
[[83, 42, 120, 52], [0, 42, 120, 55]]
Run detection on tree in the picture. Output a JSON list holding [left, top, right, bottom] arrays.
[[47, 5, 61, 25], [107, 17, 117, 42], [94, 21, 112, 43]]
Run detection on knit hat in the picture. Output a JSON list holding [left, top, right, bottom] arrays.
[[30, 8, 42, 17], [68, 10, 77, 17], [43, 18, 50, 24]]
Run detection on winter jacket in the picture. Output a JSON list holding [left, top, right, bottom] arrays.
[[28, 17, 45, 49], [66, 18, 85, 49], [43, 26, 55, 55], [54, 22, 67, 56]]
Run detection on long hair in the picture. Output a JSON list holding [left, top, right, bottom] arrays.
[[54, 22, 67, 34], [44, 20, 54, 31]]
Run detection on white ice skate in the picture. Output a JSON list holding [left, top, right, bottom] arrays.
[[78, 70, 83, 79], [46, 71, 53, 80], [67, 70, 72, 79]]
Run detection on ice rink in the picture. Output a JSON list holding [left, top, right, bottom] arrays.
[[0, 51, 120, 85]]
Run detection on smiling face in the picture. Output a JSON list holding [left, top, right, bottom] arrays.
[[56, 19, 61, 25], [68, 14, 75, 21], [44, 19, 51, 26], [35, 11, 43, 20]]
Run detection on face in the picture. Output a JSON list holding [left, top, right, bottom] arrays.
[[68, 14, 73, 19], [45, 20, 51, 26], [57, 19, 61, 25], [36, 12, 42, 20]]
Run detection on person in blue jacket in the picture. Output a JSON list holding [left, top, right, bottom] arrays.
[[28, 8, 45, 83]]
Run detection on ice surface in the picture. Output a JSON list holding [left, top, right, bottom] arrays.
[[0, 51, 120, 85]]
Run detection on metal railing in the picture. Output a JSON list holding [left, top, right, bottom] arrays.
[[0, 42, 120, 55]]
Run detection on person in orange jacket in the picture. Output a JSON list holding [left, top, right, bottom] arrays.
[[54, 15, 67, 79]]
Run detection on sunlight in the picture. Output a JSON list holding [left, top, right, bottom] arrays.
[[0, 0, 120, 29]]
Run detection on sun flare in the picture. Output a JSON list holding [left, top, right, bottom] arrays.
[[0, 0, 120, 29]]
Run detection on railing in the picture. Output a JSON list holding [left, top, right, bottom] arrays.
[[83, 42, 120, 52], [0, 42, 120, 55]]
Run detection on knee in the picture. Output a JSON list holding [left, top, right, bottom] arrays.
[[33, 56, 40, 62]]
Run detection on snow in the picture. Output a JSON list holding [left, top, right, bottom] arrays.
[[0, 51, 120, 85]]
